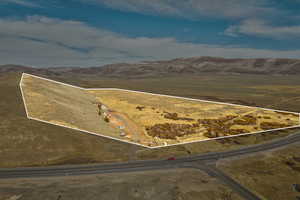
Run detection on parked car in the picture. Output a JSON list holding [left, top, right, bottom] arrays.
[[167, 157, 176, 160]]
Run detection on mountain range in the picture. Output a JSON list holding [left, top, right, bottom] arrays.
[[1, 57, 300, 77]]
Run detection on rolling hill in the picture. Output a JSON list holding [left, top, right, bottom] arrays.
[[1, 57, 300, 78]]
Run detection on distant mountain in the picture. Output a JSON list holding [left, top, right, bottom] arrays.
[[1, 57, 300, 77], [0, 64, 59, 76]]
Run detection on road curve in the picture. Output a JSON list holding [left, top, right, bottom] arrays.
[[199, 165, 262, 200], [0, 130, 299, 179]]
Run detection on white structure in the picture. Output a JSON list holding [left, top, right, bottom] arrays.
[[101, 105, 108, 111], [120, 132, 126, 137]]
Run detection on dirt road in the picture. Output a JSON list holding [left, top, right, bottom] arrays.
[[107, 111, 152, 145]]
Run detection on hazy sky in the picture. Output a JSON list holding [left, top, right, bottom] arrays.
[[0, 0, 300, 67]]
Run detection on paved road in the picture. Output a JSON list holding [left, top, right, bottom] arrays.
[[0, 131, 299, 179], [199, 165, 262, 200], [1, 130, 299, 200]]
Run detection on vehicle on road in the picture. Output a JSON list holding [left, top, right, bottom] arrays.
[[167, 157, 176, 160]]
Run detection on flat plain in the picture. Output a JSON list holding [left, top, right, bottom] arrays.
[[218, 142, 300, 200], [90, 89, 299, 147], [0, 168, 243, 200], [20, 73, 299, 148], [1, 72, 300, 167]]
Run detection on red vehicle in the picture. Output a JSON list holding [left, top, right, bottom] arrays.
[[167, 157, 176, 160]]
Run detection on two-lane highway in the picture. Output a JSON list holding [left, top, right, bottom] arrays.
[[1, 130, 300, 200], [1, 130, 299, 179]]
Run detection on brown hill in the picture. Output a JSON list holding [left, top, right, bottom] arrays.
[[1, 57, 300, 77], [0, 64, 59, 76]]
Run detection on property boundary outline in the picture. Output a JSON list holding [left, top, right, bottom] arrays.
[[19, 73, 300, 149]]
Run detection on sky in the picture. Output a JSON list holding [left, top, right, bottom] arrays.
[[0, 0, 300, 67]]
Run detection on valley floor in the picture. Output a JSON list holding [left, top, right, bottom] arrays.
[[1, 72, 300, 167]]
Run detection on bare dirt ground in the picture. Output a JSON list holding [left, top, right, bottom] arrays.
[[107, 111, 151, 145], [0, 168, 243, 200], [218, 142, 300, 200]]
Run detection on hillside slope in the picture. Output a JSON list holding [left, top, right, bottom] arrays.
[[1, 57, 300, 78], [0, 72, 134, 168]]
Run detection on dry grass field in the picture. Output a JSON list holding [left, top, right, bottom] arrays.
[[89, 89, 299, 147], [20, 73, 300, 148], [75, 75, 300, 113], [1, 72, 300, 167], [0, 168, 243, 200], [20, 74, 122, 139], [218, 142, 300, 200], [0, 72, 135, 168]]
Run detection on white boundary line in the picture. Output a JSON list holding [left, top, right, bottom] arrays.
[[87, 88, 300, 115], [150, 125, 300, 149], [19, 74, 29, 118], [19, 74, 151, 149], [19, 73, 300, 149], [27, 116, 151, 148]]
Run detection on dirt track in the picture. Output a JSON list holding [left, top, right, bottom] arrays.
[[107, 111, 152, 145]]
